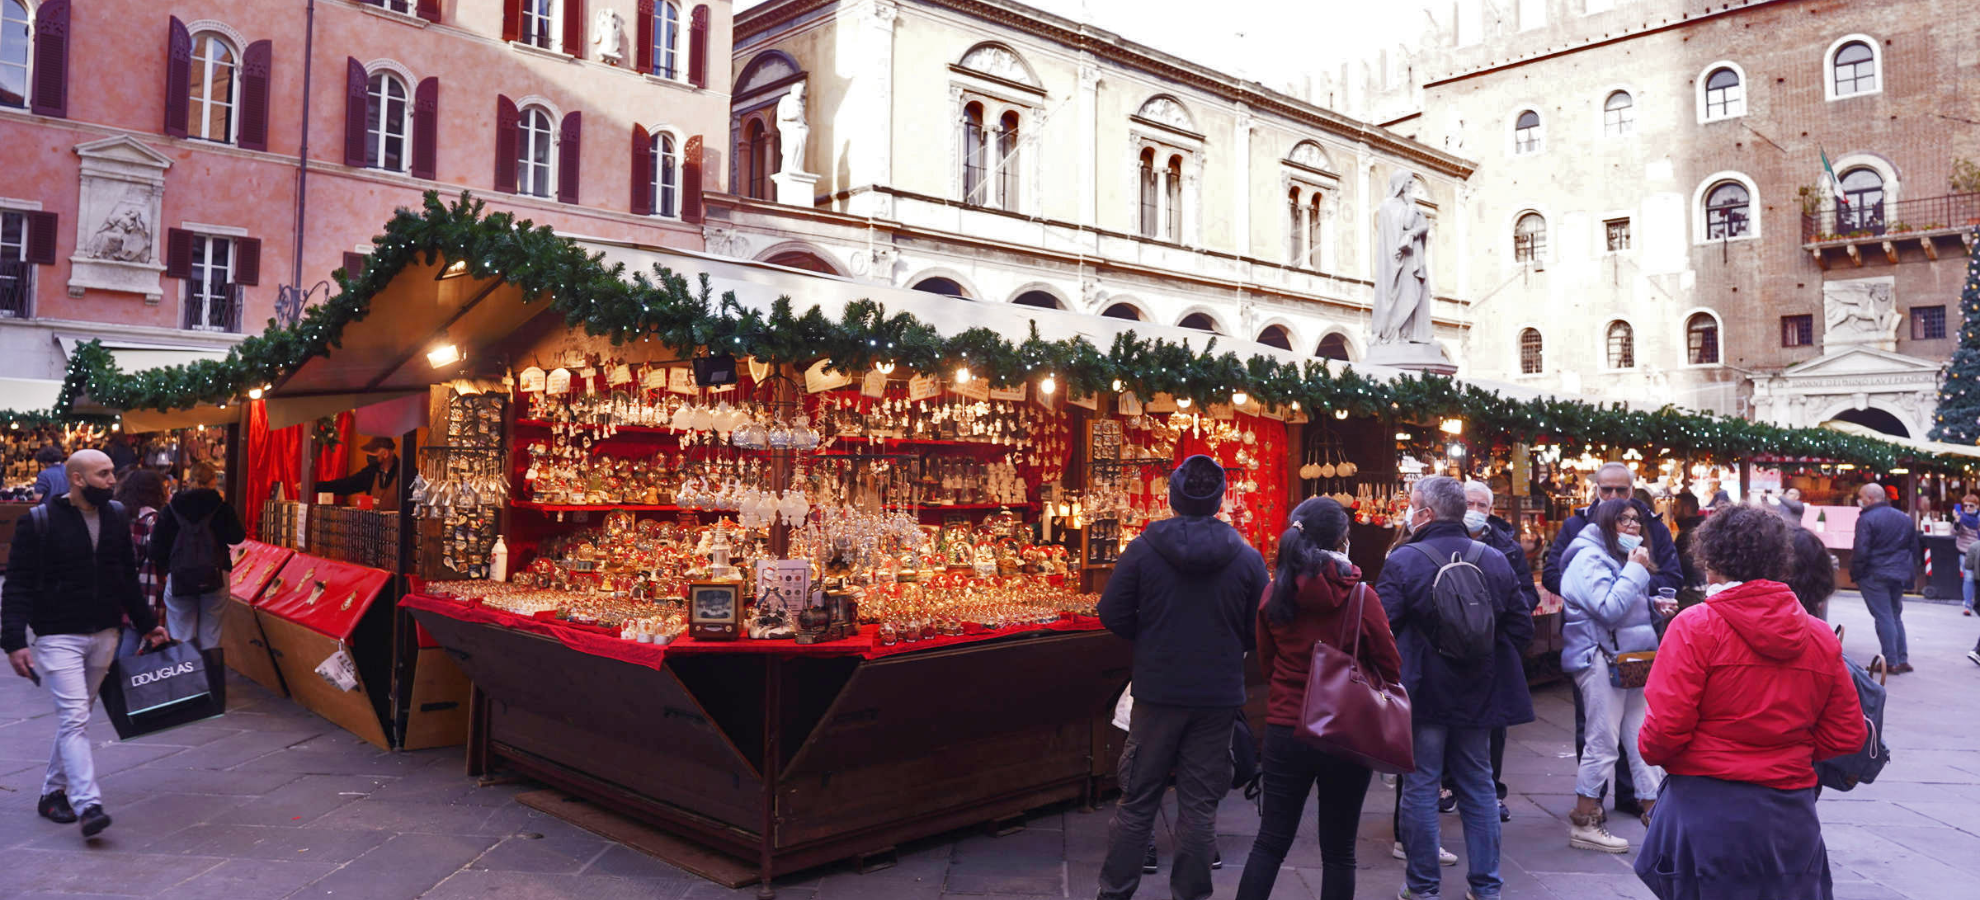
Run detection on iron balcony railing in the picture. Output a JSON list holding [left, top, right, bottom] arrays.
[[183, 282, 244, 333], [1802, 191, 1980, 243], [0, 259, 31, 319]]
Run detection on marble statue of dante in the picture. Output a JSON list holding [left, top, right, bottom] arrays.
[[1370, 170, 1433, 345], [776, 83, 809, 175]]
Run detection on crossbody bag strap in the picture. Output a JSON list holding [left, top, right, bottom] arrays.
[[1340, 581, 1373, 666]]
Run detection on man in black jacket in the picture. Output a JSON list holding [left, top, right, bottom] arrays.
[[1540, 462, 1679, 816], [1851, 483, 1918, 673], [1096, 455, 1266, 900], [3, 450, 167, 837], [1463, 480, 1536, 823], [316, 436, 403, 511], [149, 462, 248, 709]]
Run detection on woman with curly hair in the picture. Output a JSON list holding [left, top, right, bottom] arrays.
[[1635, 505, 1866, 900]]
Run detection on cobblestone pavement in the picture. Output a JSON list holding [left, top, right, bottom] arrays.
[[2, 593, 1975, 899]]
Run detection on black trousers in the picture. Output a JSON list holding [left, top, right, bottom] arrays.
[[1572, 677, 1638, 808], [1236, 725, 1372, 900], [1099, 703, 1234, 900]]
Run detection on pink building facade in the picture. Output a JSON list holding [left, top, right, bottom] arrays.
[[0, 0, 732, 395]]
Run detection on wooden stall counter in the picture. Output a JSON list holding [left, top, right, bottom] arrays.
[[221, 541, 295, 697]]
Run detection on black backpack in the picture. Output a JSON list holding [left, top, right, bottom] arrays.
[[167, 504, 224, 595], [1407, 541, 1497, 667]]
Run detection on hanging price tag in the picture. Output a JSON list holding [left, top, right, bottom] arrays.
[[1118, 392, 1143, 416], [862, 369, 888, 398], [1146, 393, 1177, 413], [545, 368, 572, 395], [608, 364, 633, 385], [1209, 403, 1235, 421], [1069, 390, 1098, 411], [806, 360, 852, 393], [907, 375, 940, 401], [989, 384, 1027, 402], [1034, 387, 1058, 410], [668, 366, 699, 395], [642, 366, 665, 389], [518, 366, 547, 393], [1289, 406, 1309, 425], [950, 378, 989, 401]]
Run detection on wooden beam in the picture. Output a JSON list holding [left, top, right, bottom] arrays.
[[1846, 243, 1863, 267], [1881, 240, 1898, 265], [1811, 247, 1829, 270], [1921, 236, 1938, 261]]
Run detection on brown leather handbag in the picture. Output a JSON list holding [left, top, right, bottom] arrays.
[[1295, 583, 1416, 774]]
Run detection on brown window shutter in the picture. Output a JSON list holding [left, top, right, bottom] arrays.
[[562, 0, 585, 59], [164, 17, 191, 137], [343, 57, 368, 166], [501, 0, 520, 43], [416, 0, 442, 24], [557, 111, 582, 204], [239, 40, 272, 151], [682, 134, 703, 224], [630, 125, 652, 215], [411, 77, 439, 180], [635, 0, 653, 75], [688, 6, 708, 89], [234, 237, 262, 286], [24, 212, 59, 265], [342, 251, 366, 281], [29, 0, 69, 118], [164, 228, 193, 279], [494, 94, 519, 192]]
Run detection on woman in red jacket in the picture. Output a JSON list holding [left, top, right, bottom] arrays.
[[1635, 505, 1866, 900], [1236, 497, 1402, 900]]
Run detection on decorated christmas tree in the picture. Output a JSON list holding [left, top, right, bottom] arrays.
[[1931, 232, 1980, 443]]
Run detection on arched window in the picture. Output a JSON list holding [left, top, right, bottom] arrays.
[[996, 110, 1019, 210], [517, 106, 556, 198], [1, 0, 29, 110], [1286, 188, 1302, 264], [1317, 333, 1352, 361], [1012, 290, 1061, 309], [743, 117, 777, 200], [1164, 155, 1183, 242], [1307, 193, 1323, 267], [1833, 40, 1876, 97], [1513, 109, 1540, 154], [1605, 321, 1635, 369], [1177, 312, 1219, 333], [764, 251, 835, 274], [1603, 91, 1634, 137], [1704, 181, 1750, 239], [1101, 303, 1143, 321], [651, 131, 680, 217], [961, 102, 986, 206], [1138, 148, 1158, 237], [188, 32, 239, 143], [913, 277, 966, 297], [654, 1, 681, 79], [1518, 328, 1543, 374], [1704, 66, 1743, 119], [1686, 313, 1720, 365], [364, 73, 410, 171], [1839, 168, 1884, 232], [1514, 212, 1546, 262], [1257, 325, 1292, 351]]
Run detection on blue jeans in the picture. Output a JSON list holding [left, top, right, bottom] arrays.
[[1400, 722, 1500, 898], [164, 579, 228, 651], [1858, 575, 1909, 666], [1963, 569, 1973, 611]]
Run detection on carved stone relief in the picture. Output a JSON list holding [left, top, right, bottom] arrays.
[[959, 44, 1037, 87], [68, 136, 173, 302], [1822, 275, 1901, 351]]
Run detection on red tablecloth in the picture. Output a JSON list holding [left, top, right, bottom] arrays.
[[398, 593, 1106, 671]]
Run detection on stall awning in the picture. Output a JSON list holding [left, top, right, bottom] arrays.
[[120, 403, 242, 433], [0, 377, 65, 412], [56, 334, 232, 373]]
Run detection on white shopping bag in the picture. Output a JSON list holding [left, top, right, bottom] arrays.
[[1112, 682, 1133, 732]]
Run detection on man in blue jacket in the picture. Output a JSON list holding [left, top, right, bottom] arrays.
[[1464, 480, 1536, 822], [1379, 475, 1527, 900], [1540, 462, 1679, 816], [1851, 483, 1918, 673], [1096, 455, 1266, 900]]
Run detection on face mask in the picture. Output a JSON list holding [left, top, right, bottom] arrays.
[[1402, 508, 1421, 533], [1616, 532, 1644, 553], [1464, 510, 1489, 535], [81, 484, 114, 508]]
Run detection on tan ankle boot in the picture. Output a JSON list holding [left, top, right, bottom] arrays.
[[1568, 810, 1630, 854]]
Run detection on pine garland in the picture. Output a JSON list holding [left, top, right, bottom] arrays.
[[2, 191, 1960, 474]]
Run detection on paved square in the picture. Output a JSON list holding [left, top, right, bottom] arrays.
[[2, 594, 1973, 899]]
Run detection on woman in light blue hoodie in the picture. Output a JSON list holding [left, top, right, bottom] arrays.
[[1559, 498, 1671, 854]]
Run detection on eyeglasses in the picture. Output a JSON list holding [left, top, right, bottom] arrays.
[[1616, 515, 1641, 525], [1596, 485, 1631, 496]]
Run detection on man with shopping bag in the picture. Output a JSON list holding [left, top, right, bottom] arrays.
[[2, 449, 168, 838]]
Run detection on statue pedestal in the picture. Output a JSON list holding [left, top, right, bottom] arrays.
[[1363, 341, 1456, 376], [773, 170, 819, 207]]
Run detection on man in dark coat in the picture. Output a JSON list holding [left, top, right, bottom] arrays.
[[1378, 475, 1527, 900], [1541, 462, 1679, 815], [1096, 455, 1266, 900], [1463, 480, 1536, 822], [1851, 483, 1918, 673], [316, 437, 403, 511]]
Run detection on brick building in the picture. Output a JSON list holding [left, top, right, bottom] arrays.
[[0, 0, 732, 401], [1375, 0, 1977, 436]]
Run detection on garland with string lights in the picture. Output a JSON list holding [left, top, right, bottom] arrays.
[[1929, 230, 1980, 444], [1, 190, 1960, 472]]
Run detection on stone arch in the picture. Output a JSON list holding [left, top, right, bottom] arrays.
[[734, 49, 803, 99], [906, 266, 982, 300], [755, 241, 845, 276], [956, 42, 1041, 88], [1814, 400, 1922, 440], [1174, 306, 1227, 335], [1135, 94, 1196, 132], [1099, 299, 1148, 321], [1006, 282, 1070, 309], [1315, 329, 1358, 362]]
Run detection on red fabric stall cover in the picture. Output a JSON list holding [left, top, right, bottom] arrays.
[[399, 593, 1107, 672], [1173, 411, 1289, 560], [242, 401, 299, 540], [314, 412, 354, 490], [258, 553, 394, 641], [228, 540, 295, 605]]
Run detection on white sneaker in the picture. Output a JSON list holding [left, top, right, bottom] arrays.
[[1391, 841, 1458, 866], [1568, 815, 1630, 854], [1967, 649, 1980, 667]]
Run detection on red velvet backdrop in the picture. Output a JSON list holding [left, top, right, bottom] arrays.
[[242, 403, 354, 540], [1173, 412, 1288, 561]]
